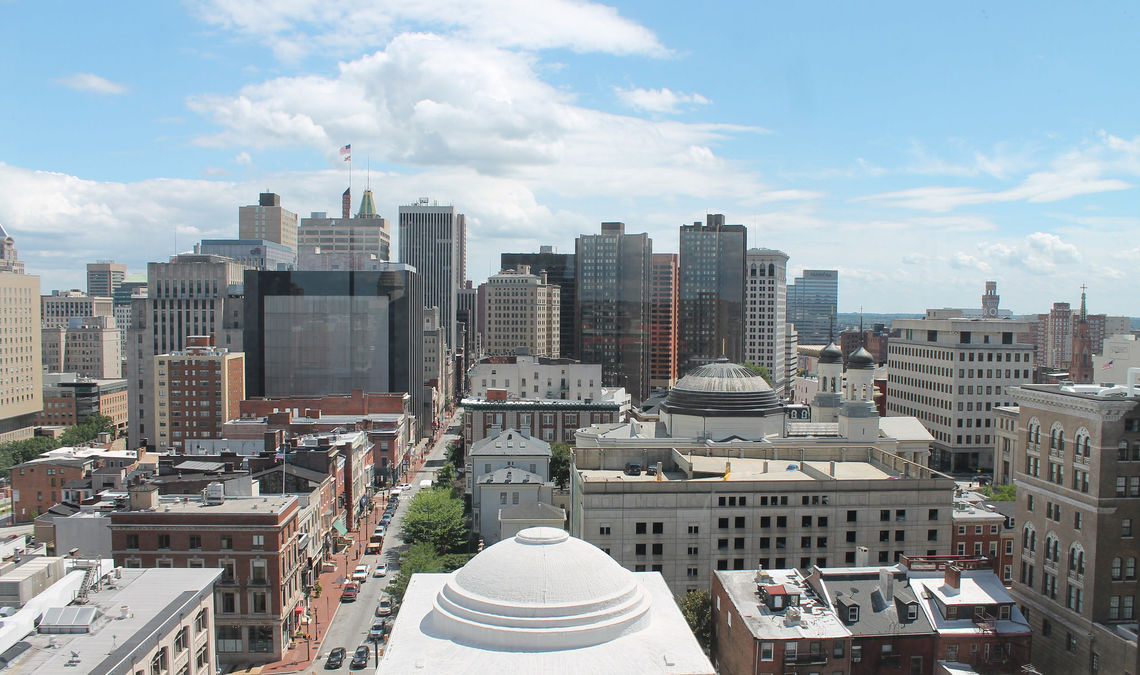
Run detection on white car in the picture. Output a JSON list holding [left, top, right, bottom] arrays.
[[398, 483, 411, 491], [352, 564, 370, 583], [373, 562, 389, 577]]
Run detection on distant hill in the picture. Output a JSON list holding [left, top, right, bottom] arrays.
[[835, 313, 922, 331]]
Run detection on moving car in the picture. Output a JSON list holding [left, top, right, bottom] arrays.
[[369, 618, 387, 640], [352, 564, 370, 583], [350, 645, 371, 669], [374, 562, 389, 577], [340, 583, 359, 602], [376, 595, 393, 616], [324, 647, 346, 669]]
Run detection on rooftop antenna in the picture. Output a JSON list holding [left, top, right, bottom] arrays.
[[367, 156, 371, 190], [859, 307, 865, 348], [828, 312, 835, 344]]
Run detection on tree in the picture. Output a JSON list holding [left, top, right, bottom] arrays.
[[549, 442, 571, 488], [390, 541, 473, 604], [399, 487, 468, 554], [446, 440, 464, 467], [979, 484, 1016, 501], [58, 415, 116, 447], [678, 589, 712, 653], [742, 362, 773, 386], [434, 461, 457, 490]]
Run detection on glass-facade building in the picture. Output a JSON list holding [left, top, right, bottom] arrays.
[[242, 267, 426, 436], [677, 215, 746, 374], [575, 222, 651, 404], [788, 269, 839, 345]]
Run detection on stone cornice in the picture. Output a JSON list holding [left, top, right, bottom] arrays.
[[1010, 386, 1137, 422]]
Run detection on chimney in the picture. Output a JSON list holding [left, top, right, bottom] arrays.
[[943, 564, 962, 594], [829, 461, 836, 477], [127, 485, 159, 511], [879, 568, 895, 600], [855, 546, 869, 567]]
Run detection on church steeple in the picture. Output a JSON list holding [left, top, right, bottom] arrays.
[[1071, 284, 1093, 384]]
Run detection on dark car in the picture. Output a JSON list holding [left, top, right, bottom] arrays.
[[624, 463, 642, 476], [350, 645, 371, 669], [324, 647, 346, 669]]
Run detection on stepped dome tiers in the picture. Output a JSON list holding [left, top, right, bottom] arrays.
[[660, 358, 785, 440]]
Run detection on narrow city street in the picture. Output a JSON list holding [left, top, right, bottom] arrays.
[[305, 412, 461, 673]]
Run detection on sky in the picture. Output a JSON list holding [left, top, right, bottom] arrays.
[[2, 1, 1138, 315]]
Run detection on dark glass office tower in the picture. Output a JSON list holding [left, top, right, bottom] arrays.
[[575, 223, 651, 404], [678, 214, 746, 373], [242, 267, 426, 436], [501, 246, 576, 358], [788, 269, 839, 345]]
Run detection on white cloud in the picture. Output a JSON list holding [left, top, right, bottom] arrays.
[[979, 232, 1081, 274], [234, 152, 252, 165], [56, 73, 128, 95], [614, 87, 710, 114], [187, 0, 666, 61]]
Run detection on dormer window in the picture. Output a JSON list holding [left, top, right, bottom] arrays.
[[907, 603, 918, 620], [999, 605, 1011, 620], [848, 606, 859, 622]]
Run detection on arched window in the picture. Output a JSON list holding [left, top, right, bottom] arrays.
[[1069, 544, 1085, 575], [1023, 525, 1036, 552], [758, 265, 765, 277], [1027, 418, 1041, 447], [750, 264, 758, 278], [1044, 534, 1060, 562], [1112, 557, 1123, 580], [768, 263, 775, 277], [1050, 422, 1065, 451]]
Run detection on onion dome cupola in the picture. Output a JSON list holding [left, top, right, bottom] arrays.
[[848, 346, 875, 370]]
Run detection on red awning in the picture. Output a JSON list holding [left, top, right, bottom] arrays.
[[294, 606, 305, 615]]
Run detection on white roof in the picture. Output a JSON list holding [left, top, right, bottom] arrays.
[[878, 416, 936, 443], [379, 527, 713, 673], [909, 571, 1030, 636]]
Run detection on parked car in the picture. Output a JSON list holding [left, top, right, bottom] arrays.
[[352, 564, 370, 583], [324, 647, 346, 669], [389, 488, 403, 498], [375, 525, 387, 538], [376, 595, 393, 616], [341, 583, 359, 602], [374, 562, 389, 577], [380, 515, 392, 526], [350, 645, 371, 669], [645, 465, 657, 476], [398, 482, 411, 491], [624, 463, 642, 476], [369, 618, 387, 640]]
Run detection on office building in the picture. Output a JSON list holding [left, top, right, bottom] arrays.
[[887, 311, 1034, 472], [1095, 334, 1140, 386], [501, 247, 577, 358], [41, 314, 121, 379], [0, 226, 41, 444], [457, 281, 481, 367], [86, 260, 126, 297], [648, 253, 679, 391], [788, 269, 838, 346], [1007, 380, 1140, 675], [483, 265, 560, 357], [379, 527, 714, 674], [37, 373, 128, 433], [153, 336, 244, 452], [424, 306, 451, 423], [575, 222, 652, 403], [745, 248, 790, 395], [242, 267, 427, 437], [127, 254, 248, 449], [110, 488, 305, 665], [195, 238, 296, 271], [41, 289, 113, 329], [399, 199, 465, 351], [238, 192, 298, 251], [678, 214, 746, 372], [297, 196, 392, 271]]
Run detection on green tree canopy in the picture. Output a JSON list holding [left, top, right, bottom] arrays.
[[399, 487, 468, 555], [742, 362, 773, 386], [550, 442, 571, 488], [434, 461, 457, 490], [678, 589, 712, 652], [389, 541, 473, 604], [446, 440, 464, 467], [979, 484, 1016, 501]]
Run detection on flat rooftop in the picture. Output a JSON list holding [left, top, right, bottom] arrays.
[[6, 567, 221, 675], [122, 495, 296, 516], [578, 458, 893, 484], [716, 569, 850, 640]]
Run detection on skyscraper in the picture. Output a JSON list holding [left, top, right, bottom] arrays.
[[575, 222, 651, 403], [238, 192, 299, 251], [297, 189, 392, 270], [242, 267, 427, 437], [744, 248, 789, 395], [398, 199, 465, 351], [501, 246, 577, 359], [787, 269, 838, 346], [677, 215, 746, 372], [86, 261, 126, 298], [649, 253, 679, 391], [0, 225, 41, 444], [483, 266, 560, 357]]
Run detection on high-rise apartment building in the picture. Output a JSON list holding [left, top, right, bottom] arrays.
[[501, 247, 577, 359], [238, 192, 298, 251], [297, 190, 392, 270], [575, 222, 651, 403], [127, 254, 248, 449], [241, 267, 427, 437], [744, 248, 789, 395], [649, 253, 679, 391], [677, 215, 746, 372], [0, 226, 41, 444], [398, 199, 465, 351], [86, 261, 126, 297], [1006, 382, 1140, 675], [41, 314, 121, 379], [1030, 297, 1129, 372], [484, 265, 560, 357], [887, 311, 1033, 472], [41, 289, 113, 329], [153, 336, 244, 451], [788, 269, 838, 346]]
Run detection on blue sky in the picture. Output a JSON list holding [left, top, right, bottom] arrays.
[[2, 1, 1138, 314]]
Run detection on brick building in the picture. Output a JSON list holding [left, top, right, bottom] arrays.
[[110, 486, 305, 665], [11, 446, 138, 522], [649, 253, 679, 391], [951, 502, 1015, 583], [36, 373, 128, 433], [462, 396, 624, 445], [153, 335, 244, 452]]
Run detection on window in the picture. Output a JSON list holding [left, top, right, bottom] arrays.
[[652, 543, 663, 555], [848, 606, 859, 621], [188, 535, 201, 550], [734, 516, 745, 528], [252, 592, 267, 613], [174, 626, 188, 652], [881, 509, 891, 521], [718, 518, 728, 529], [1125, 519, 1134, 537], [220, 535, 233, 550], [635, 544, 646, 556], [252, 534, 264, 549], [760, 642, 774, 661], [652, 522, 663, 534], [221, 592, 236, 613], [248, 625, 273, 653], [947, 645, 958, 661], [928, 509, 939, 520], [157, 534, 171, 549], [599, 525, 611, 535], [251, 559, 268, 585], [126, 534, 139, 549], [907, 603, 918, 620]]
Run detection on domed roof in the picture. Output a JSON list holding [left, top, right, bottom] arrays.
[[660, 358, 783, 418], [429, 527, 652, 650], [848, 346, 875, 370], [819, 342, 843, 364]]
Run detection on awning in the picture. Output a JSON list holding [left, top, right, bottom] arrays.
[[332, 517, 347, 536]]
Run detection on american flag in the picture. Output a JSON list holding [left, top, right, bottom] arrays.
[[1102, 359, 1115, 371], [275, 445, 286, 461], [339, 144, 351, 161]]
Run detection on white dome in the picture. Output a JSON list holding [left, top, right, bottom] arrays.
[[428, 527, 652, 650]]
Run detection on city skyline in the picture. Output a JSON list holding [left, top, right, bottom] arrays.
[[2, 2, 1139, 314]]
